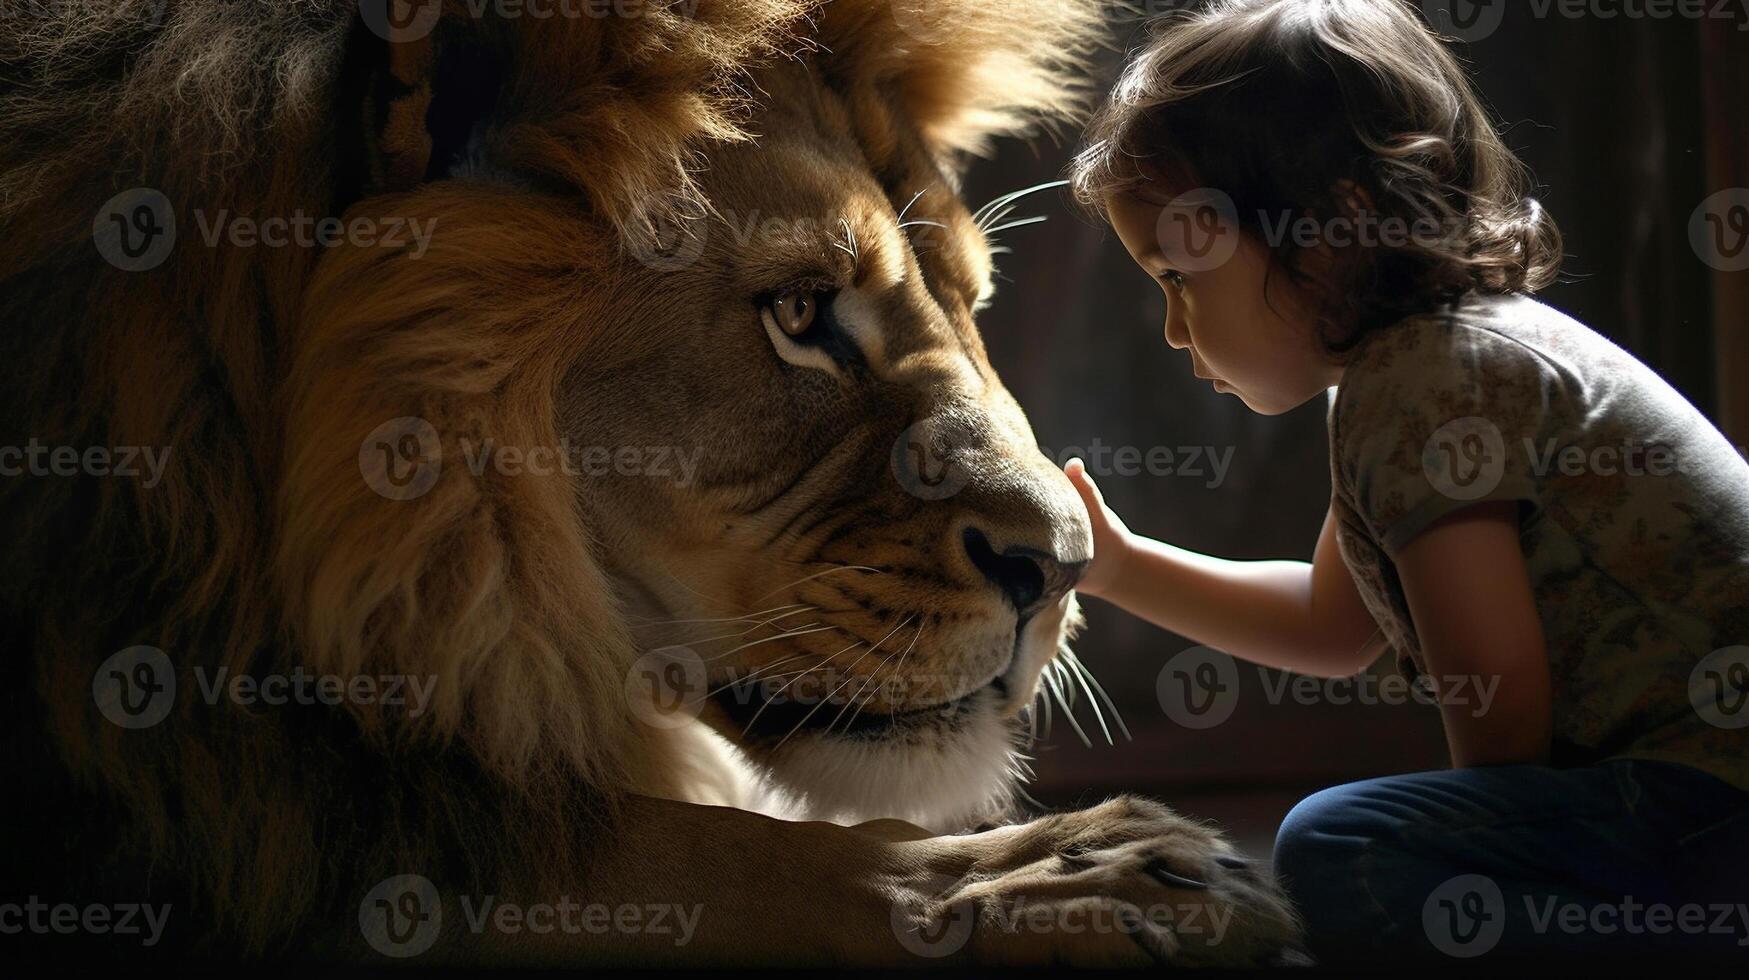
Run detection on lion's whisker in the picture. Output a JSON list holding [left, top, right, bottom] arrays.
[[703, 623, 856, 691], [984, 214, 1048, 237], [742, 636, 867, 739], [823, 614, 919, 737], [979, 202, 1020, 235], [840, 616, 926, 738], [627, 602, 811, 630], [770, 613, 913, 752], [715, 662, 818, 686], [1042, 660, 1092, 748], [1060, 648, 1119, 746], [1062, 648, 1132, 743], [768, 646, 878, 753], [701, 653, 818, 699], [972, 179, 1067, 230], [895, 187, 927, 224], [670, 609, 823, 651], [673, 606, 821, 647], [750, 564, 882, 604], [695, 622, 841, 664], [657, 568, 746, 614], [1037, 676, 1054, 740], [834, 216, 859, 264]]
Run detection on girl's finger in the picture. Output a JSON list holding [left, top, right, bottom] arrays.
[[1065, 458, 1106, 512]]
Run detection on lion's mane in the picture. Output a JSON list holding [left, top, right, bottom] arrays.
[[0, 0, 1103, 952]]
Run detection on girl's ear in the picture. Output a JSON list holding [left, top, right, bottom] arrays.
[[1332, 178, 1377, 218]]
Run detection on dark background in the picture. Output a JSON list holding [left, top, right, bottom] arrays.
[[963, 7, 1748, 854]]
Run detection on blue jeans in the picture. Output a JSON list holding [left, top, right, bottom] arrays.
[[1272, 759, 1749, 964]]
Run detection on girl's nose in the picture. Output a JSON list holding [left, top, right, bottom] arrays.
[[1163, 304, 1190, 350]]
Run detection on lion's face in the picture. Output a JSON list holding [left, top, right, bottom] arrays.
[[268, 0, 1106, 835], [565, 65, 1093, 826]]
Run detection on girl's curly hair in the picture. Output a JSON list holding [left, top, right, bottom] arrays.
[[1070, 0, 1563, 354]]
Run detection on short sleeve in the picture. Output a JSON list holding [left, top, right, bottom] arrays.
[[1332, 316, 1557, 557]]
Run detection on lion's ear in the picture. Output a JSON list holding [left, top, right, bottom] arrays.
[[813, 0, 1109, 169]]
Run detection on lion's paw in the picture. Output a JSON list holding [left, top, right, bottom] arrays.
[[890, 795, 1307, 966]]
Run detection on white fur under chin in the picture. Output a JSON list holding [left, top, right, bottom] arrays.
[[667, 701, 1024, 834], [754, 700, 1024, 833], [661, 599, 1082, 832]]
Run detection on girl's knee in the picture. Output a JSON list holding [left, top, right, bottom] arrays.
[[1273, 780, 1396, 879], [1274, 780, 1438, 961]]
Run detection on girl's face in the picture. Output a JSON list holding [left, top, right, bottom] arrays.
[[1104, 187, 1343, 416]]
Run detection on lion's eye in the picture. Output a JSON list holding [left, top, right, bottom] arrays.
[[759, 287, 857, 377], [767, 291, 818, 337]]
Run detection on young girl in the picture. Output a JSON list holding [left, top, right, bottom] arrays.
[[1064, 0, 1749, 962]]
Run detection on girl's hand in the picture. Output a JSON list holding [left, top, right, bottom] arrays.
[[1064, 458, 1134, 599]]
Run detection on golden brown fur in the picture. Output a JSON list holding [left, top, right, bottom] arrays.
[[2, 0, 1302, 963]]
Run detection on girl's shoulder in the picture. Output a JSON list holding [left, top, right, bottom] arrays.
[[1343, 291, 1602, 387], [1331, 293, 1567, 440], [1332, 290, 1667, 436]]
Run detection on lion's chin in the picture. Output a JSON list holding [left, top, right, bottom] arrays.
[[723, 685, 1027, 833], [693, 595, 1082, 834]]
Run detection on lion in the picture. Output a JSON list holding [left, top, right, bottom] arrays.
[[0, 0, 1304, 966]]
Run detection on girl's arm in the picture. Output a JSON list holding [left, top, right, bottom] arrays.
[[1067, 459, 1386, 678], [1394, 501, 1552, 767]]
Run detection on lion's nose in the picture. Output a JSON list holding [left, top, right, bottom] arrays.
[[961, 526, 1085, 617]]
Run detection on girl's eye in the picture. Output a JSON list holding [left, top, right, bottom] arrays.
[[1161, 270, 1187, 290], [767, 291, 818, 336]]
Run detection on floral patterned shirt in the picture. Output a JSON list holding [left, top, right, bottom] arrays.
[[1329, 291, 1749, 791]]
